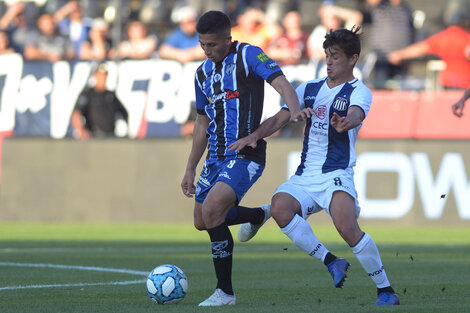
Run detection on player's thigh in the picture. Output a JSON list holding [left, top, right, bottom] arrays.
[[271, 192, 302, 227], [329, 191, 363, 245], [273, 175, 320, 221], [202, 181, 238, 227]]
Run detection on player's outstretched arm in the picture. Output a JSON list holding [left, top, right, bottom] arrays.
[[181, 114, 209, 198], [270, 75, 301, 122], [228, 109, 291, 153], [331, 106, 364, 133]]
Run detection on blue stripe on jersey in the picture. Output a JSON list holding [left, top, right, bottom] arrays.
[[295, 79, 327, 176], [322, 81, 357, 173]]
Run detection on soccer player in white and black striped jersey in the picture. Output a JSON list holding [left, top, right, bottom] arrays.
[[234, 26, 400, 306]]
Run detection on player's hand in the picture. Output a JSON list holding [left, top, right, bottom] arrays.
[[452, 99, 465, 117], [330, 112, 351, 133], [289, 108, 302, 123], [228, 134, 257, 153], [293, 108, 314, 122], [181, 170, 196, 198]]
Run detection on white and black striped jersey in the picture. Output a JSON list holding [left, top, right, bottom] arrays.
[[287, 77, 372, 175], [195, 41, 283, 165]]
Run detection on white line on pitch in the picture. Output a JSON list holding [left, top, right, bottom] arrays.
[[0, 279, 146, 291], [0, 262, 149, 291], [0, 262, 148, 276]]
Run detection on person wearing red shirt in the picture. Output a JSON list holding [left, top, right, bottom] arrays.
[[387, 14, 470, 89]]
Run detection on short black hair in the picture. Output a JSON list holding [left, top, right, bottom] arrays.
[[323, 26, 361, 58], [196, 10, 231, 35]]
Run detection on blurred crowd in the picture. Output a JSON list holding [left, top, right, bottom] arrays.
[[1, 0, 469, 91]]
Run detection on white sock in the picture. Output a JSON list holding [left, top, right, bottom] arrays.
[[351, 233, 391, 288], [281, 214, 329, 261]]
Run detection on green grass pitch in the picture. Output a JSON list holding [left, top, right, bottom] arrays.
[[0, 222, 469, 313]]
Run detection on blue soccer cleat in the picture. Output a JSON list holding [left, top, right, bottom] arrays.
[[327, 258, 350, 288], [375, 292, 400, 305]]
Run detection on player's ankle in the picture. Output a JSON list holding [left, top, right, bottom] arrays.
[[323, 252, 337, 266]]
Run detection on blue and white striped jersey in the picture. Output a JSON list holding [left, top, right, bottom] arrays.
[[290, 77, 372, 175], [194, 41, 283, 165]]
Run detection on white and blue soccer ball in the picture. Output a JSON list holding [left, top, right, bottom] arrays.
[[146, 264, 188, 304]]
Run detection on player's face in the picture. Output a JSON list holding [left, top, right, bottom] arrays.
[[325, 45, 358, 83], [198, 32, 232, 63]]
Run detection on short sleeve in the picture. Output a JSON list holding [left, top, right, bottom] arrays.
[[194, 75, 208, 115], [244, 45, 283, 83], [350, 84, 372, 118]]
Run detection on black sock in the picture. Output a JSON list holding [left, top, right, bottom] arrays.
[[323, 252, 337, 266], [225, 206, 264, 226], [377, 286, 395, 295], [207, 222, 234, 295]]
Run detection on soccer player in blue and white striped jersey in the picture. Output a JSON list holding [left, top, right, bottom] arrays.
[[235, 27, 400, 306], [180, 10, 301, 306]]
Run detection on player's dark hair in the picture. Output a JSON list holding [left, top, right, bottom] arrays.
[[196, 10, 231, 36], [323, 26, 361, 58]]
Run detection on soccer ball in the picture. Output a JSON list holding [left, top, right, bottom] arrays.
[[146, 264, 188, 304]]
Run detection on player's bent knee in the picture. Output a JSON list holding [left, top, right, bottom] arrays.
[[194, 220, 206, 231], [270, 202, 294, 227]]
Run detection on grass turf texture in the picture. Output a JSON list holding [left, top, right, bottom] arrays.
[[0, 223, 469, 313]]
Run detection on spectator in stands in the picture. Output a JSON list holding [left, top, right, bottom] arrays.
[[54, 0, 92, 60], [362, 0, 415, 89], [0, 30, 15, 54], [307, 1, 362, 61], [387, 11, 470, 89], [266, 11, 310, 66], [24, 13, 75, 62], [158, 6, 205, 63], [113, 20, 157, 59], [79, 18, 114, 61], [71, 64, 128, 140], [231, 7, 281, 51], [0, 2, 30, 54], [452, 87, 470, 117]]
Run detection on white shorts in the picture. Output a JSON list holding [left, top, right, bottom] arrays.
[[273, 168, 360, 220]]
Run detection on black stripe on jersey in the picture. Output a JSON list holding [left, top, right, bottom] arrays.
[[234, 43, 267, 165], [212, 62, 227, 160], [235, 43, 250, 139]]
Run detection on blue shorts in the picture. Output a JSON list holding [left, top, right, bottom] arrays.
[[195, 158, 265, 204]]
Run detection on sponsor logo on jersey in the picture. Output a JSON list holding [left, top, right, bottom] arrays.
[[314, 105, 327, 119], [226, 90, 239, 100], [306, 206, 315, 215], [265, 60, 279, 70], [333, 97, 348, 111], [208, 90, 239, 104], [256, 52, 270, 63], [225, 63, 235, 75], [313, 121, 328, 130]]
